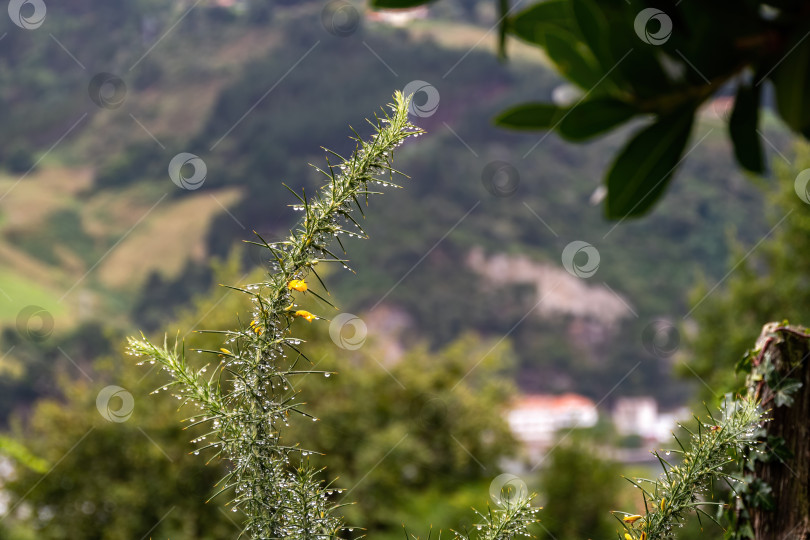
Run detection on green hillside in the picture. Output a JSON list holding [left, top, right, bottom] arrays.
[[0, 0, 780, 411]]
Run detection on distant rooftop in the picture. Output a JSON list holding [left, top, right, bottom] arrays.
[[366, 6, 429, 27], [507, 393, 598, 451], [512, 393, 596, 410]]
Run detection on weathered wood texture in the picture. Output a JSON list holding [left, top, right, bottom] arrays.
[[751, 324, 810, 539]]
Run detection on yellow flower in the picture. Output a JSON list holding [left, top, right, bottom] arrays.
[[294, 310, 316, 322], [625, 534, 632, 540], [288, 279, 308, 292], [660, 497, 666, 511], [220, 348, 232, 355], [623, 515, 643, 524], [249, 320, 263, 335]]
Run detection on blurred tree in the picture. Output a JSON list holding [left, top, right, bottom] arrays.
[[282, 331, 519, 534], [1, 245, 524, 538], [687, 142, 810, 401], [0, 252, 256, 539], [536, 438, 621, 540], [2, 360, 236, 540], [680, 144, 810, 539], [130, 261, 214, 332], [4, 143, 35, 175], [0, 321, 116, 425]]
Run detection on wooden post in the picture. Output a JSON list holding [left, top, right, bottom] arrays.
[[749, 323, 810, 539]]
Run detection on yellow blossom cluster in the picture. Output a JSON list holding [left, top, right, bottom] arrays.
[[288, 279, 307, 292], [294, 310, 316, 323]]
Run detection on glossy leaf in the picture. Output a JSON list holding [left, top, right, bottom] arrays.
[[498, 0, 509, 59], [771, 32, 810, 136], [495, 102, 565, 130], [570, 0, 613, 70], [728, 83, 764, 173], [606, 109, 695, 219], [607, 23, 672, 98], [558, 97, 637, 141], [509, 0, 577, 47], [544, 30, 603, 89]]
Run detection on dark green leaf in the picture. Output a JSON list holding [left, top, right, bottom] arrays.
[[605, 109, 695, 219], [765, 435, 793, 463], [509, 0, 576, 47], [570, 0, 614, 71], [746, 477, 776, 510], [495, 102, 565, 130], [607, 27, 671, 98], [509, 0, 604, 90], [735, 348, 755, 374], [558, 97, 637, 141], [729, 82, 764, 173], [544, 30, 603, 89], [770, 32, 810, 135], [769, 376, 802, 407], [498, 0, 509, 59]]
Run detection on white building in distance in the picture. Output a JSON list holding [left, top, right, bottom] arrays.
[[613, 396, 688, 442], [506, 394, 598, 453]]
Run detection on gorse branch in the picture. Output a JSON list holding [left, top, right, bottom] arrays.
[[127, 92, 422, 539], [614, 397, 764, 540], [454, 496, 540, 540], [403, 492, 539, 540]]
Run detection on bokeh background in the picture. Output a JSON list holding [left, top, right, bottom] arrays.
[[0, 1, 806, 538]]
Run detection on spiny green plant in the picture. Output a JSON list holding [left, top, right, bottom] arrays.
[[126, 92, 540, 539], [127, 92, 421, 538], [453, 496, 541, 540], [613, 397, 763, 540], [125, 91, 768, 540]]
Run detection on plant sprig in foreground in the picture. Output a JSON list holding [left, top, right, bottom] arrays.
[[614, 397, 763, 540], [127, 92, 423, 539]]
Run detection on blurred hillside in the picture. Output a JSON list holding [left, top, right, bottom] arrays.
[[0, 0, 786, 420]]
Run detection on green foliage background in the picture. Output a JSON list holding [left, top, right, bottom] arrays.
[[0, 1, 804, 538]]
